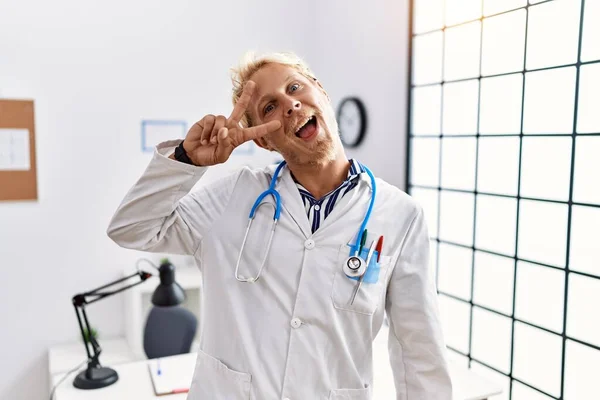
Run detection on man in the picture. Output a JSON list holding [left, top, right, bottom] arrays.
[[108, 52, 452, 399]]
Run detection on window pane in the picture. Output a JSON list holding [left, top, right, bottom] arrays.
[[473, 251, 515, 315], [444, 21, 481, 81], [479, 74, 523, 135], [441, 137, 477, 190], [439, 295, 471, 353], [410, 138, 440, 187], [442, 80, 479, 135], [580, 0, 600, 62], [412, 31, 444, 85], [410, 187, 439, 238], [484, 0, 527, 16], [412, 85, 442, 135], [470, 362, 511, 400], [576, 63, 600, 133], [439, 191, 475, 247], [471, 308, 512, 373], [573, 136, 600, 204], [526, 0, 581, 69], [446, 0, 482, 26], [438, 243, 473, 300], [520, 137, 573, 202], [564, 340, 600, 399], [513, 322, 563, 397], [567, 273, 600, 348], [517, 200, 568, 268], [477, 137, 520, 196], [523, 67, 577, 134], [447, 351, 470, 368], [515, 261, 565, 333], [476, 195, 518, 256], [511, 381, 555, 400], [481, 9, 526, 76], [569, 205, 600, 277], [414, 0, 444, 34]]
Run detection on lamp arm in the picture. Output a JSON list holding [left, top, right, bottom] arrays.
[[71, 270, 154, 366], [73, 304, 92, 361], [74, 271, 152, 304], [84, 276, 152, 305]]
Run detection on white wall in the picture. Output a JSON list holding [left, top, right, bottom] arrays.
[[0, 1, 314, 399], [0, 1, 410, 399], [312, 0, 410, 189]]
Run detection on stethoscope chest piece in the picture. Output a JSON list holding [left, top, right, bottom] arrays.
[[343, 255, 366, 278]]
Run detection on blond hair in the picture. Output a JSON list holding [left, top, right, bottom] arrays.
[[230, 51, 317, 128]]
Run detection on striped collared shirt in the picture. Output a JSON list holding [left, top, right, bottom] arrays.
[[294, 159, 365, 233]]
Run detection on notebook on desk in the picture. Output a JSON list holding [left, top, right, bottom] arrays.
[[147, 354, 196, 396]]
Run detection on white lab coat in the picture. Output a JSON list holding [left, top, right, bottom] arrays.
[[107, 140, 452, 400]]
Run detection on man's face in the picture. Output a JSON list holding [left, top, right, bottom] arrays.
[[248, 63, 340, 166]]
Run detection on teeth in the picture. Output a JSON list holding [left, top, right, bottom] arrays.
[[296, 116, 313, 133]]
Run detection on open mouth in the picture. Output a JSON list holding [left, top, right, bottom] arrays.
[[294, 116, 318, 139]]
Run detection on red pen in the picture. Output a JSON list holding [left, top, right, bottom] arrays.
[[375, 236, 384, 262]]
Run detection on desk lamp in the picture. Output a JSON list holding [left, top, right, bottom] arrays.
[[71, 258, 185, 389]]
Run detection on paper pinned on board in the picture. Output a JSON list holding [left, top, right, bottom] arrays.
[[0, 128, 30, 170]]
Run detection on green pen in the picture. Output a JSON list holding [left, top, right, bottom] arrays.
[[359, 229, 368, 254]]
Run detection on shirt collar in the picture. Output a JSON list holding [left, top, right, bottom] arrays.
[[346, 159, 365, 181]]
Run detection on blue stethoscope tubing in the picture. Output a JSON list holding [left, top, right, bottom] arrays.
[[234, 160, 376, 283]]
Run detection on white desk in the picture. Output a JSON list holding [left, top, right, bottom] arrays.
[[50, 334, 502, 399], [51, 353, 195, 400]]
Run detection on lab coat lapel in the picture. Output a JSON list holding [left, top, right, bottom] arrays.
[[277, 167, 312, 238]]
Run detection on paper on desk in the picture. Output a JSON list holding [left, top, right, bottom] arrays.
[[0, 128, 30, 170], [148, 355, 196, 396]]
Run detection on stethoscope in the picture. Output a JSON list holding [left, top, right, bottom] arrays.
[[234, 160, 377, 285]]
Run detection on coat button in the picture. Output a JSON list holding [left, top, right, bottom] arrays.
[[304, 239, 315, 249], [290, 318, 302, 328]]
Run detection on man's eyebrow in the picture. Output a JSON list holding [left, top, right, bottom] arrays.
[[255, 74, 298, 112]]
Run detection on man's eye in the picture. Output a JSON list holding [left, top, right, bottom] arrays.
[[264, 104, 275, 114], [290, 83, 300, 92]]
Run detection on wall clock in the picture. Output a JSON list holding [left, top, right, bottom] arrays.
[[336, 97, 367, 148]]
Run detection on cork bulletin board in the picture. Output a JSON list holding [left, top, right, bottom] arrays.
[[0, 99, 38, 201]]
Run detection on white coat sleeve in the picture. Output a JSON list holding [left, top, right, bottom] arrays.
[[106, 140, 241, 256], [385, 206, 453, 399]]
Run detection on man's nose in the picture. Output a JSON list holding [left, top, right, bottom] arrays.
[[286, 100, 301, 116]]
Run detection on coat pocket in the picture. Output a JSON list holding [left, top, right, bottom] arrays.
[[329, 384, 372, 400], [188, 349, 252, 400], [331, 243, 392, 315]]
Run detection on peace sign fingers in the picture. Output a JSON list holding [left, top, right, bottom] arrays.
[[228, 81, 256, 126], [240, 120, 282, 143]]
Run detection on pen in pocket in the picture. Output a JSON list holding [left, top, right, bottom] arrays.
[[375, 236, 384, 262]]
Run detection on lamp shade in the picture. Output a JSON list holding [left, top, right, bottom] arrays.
[[151, 261, 185, 306]]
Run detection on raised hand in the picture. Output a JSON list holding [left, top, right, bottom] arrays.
[[180, 81, 281, 166]]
